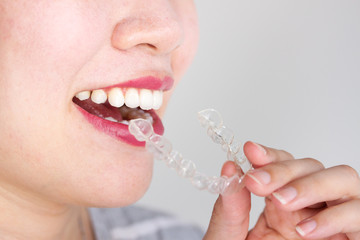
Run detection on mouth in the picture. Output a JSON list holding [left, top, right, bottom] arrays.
[[72, 76, 173, 147]]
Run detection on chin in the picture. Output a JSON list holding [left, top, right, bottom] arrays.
[[74, 153, 154, 208]]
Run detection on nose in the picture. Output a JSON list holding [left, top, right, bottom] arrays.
[[111, 1, 184, 55]]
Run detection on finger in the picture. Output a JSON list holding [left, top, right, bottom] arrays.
[[245, 158, 324, 196], [247, 212, 285, 239], [249, 197, 324, 240], [243, 141, 294, 167], [295, 199, 360, 239], [203, 161, 250, 240], [270, 165, 360, 211], [307, 202, 327, 209]]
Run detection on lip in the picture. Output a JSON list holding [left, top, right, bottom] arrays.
[[75, 105, 164, 147], [73, 75, 170, 147], [103, 76, 174, 91]]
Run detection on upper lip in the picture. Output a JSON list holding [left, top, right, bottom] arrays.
[[104, 75, 174, 91], [75, 75, 174, 94]]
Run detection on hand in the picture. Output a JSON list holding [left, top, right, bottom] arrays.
[[244, 141, 360, 239], [203, 141, 360, 240], [203, 160, 251, 240]]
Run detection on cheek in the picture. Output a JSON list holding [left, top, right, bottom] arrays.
[[0, 0, 111, 152], [0, 1, 149, 205], [159, 3, 198, 115], [1, 1, 110, 81], [172, 1, 199, 81]]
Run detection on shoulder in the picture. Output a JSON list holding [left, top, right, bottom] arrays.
[[89, 205, 204, 240]]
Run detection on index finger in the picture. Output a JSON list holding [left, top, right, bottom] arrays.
[[243, 141, 294, 167]]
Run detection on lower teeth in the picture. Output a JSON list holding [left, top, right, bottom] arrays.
[[104, 106, 153, 124], [105, 117, 118, 122], [121, 106, 154, 124]]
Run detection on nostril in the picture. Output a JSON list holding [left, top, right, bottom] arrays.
[[111, 14, 183, 55], [145, 43, 157, 51], [135, 43, 158, 53]]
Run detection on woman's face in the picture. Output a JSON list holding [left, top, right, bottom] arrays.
[[0, 0, 198, 207]]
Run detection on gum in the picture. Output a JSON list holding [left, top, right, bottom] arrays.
[[128, 109, 253, 195]]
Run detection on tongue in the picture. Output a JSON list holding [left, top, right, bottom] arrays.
[[73, 98, 123, 122]]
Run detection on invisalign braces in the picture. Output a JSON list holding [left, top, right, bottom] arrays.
[[128, 109, 253, 195]]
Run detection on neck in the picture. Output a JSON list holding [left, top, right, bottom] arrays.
[[0, 183, 94, 240]]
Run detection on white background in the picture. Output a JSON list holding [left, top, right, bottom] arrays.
[[138, 0, 360, 230]]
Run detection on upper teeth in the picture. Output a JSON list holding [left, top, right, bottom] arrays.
[[75, 87, 163, 110], [108, 88, 125, 107]]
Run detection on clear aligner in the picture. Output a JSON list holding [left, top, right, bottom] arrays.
[[128, 109, 253, 195]]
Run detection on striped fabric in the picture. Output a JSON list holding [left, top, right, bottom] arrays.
[[89, 206, 204, 240]]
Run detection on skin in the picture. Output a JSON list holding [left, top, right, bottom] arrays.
[[204, 142, 360, 240], [1, 0, 359, 240], [0, 0, 198, 239]]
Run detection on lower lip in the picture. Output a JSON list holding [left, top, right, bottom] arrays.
[[75, 105, 164, 147]]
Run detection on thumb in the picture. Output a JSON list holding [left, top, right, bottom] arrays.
[[203, 161, 251, 240]]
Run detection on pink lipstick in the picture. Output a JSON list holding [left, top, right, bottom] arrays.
[[73, 76, 171, 147]]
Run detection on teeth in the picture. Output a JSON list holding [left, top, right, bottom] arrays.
[[105, 117, 118, 122], [144, 112, 154, 124], [153, 91, 163, 110], [139, 89, 153, 110], [75, 91, 90, 101], [76, 87, 163, 111], [120, 120, 129, 125], [108, 87, 125, 107], [124, 88, 140, 108], [91, 89, 107, 104]]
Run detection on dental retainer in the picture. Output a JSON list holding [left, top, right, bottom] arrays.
[[128, 109, 253, 195]]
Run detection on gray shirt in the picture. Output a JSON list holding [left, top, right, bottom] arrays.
[[89, 206, 204, 240]]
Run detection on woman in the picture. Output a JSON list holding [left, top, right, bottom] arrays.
[[0, 1, 359, 239]]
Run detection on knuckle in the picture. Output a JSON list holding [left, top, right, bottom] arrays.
[[272, 161, 295, 178], [338, 165, 360, 182], [305, 158, 325, 169], [277, 149, 294, 160], [275, 161, 291, 171]]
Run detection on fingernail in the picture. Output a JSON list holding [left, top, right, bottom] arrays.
[[247, 170, 271, 185], [272, 187, 297, 204], [254, 142, 267, 155], [296, 219, 317, 236]]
